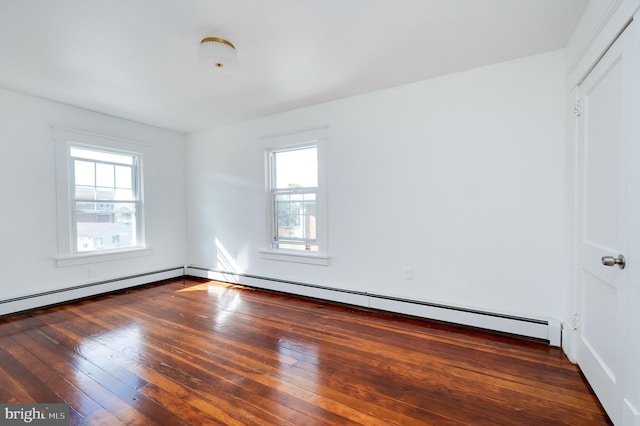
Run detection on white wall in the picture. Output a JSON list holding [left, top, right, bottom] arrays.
[[0, 88, 187, 307], [187, 49, 568, 322]]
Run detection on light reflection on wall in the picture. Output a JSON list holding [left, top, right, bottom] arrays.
[[208, 285, 242, 329], [215, 238, 243, 275]]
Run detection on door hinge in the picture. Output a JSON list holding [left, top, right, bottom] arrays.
[[573, 100, 583, 118], [570, 313, 580, 331]]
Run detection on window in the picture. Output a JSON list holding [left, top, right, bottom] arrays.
[[261, 128, 328, 265], [269, 146, 319, 252], [53, 127, 150, 266], [70, 146, 141, 253]]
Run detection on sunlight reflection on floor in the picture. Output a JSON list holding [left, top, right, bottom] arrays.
[[174, 281, 243, 329], [208, 285, 242, 329]]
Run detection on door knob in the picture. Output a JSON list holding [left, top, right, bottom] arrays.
[[601, 255, 626, 269]]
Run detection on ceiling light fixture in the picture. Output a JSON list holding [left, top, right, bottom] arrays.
[[199, 37, 237, 72]]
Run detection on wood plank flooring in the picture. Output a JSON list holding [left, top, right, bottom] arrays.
[[0, 277, 610, 425]]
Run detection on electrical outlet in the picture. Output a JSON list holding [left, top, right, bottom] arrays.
[[88, 267, 96, 278], [403, 267, 414, 280]]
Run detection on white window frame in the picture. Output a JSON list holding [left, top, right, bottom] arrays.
[[53, 127, 150, 267], [259, 128, 329, 266]]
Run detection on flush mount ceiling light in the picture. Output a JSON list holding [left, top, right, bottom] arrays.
[[199, 37, 237, 72]]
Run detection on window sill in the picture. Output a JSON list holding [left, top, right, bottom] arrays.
[[56, 247, 153, 267], [258, 249, 330, 266]]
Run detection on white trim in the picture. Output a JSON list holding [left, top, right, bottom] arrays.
[[57, 247, 153, 267], [6, 262, 561, 346], [52, 125, 150, 146], [566, 0, 640, 87], [623, 398, 640, 426], [548, 319, 562, 347], [186, 267, 561, 346], [53, 127, 147, 261], [562, 324, 578, 363], [566, 0, 623, 77], [258, 127, 328, 147], [0, 267, 183, 316], [187, 267, 368, 307], [258, 249, 330, 266], [368, 297, 553, 344]]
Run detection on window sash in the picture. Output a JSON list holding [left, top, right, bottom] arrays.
[[73, 200, 139, 252], [69, 147, 141, 254], [271, 187, 318, 248], [72, 158, 138, 202]]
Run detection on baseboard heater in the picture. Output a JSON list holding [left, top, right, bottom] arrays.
[[0, 266, 561, 347], [0, 267, 185, 316], [186, 266, 561, 347]]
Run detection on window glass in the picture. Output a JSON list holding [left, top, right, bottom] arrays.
[[70, 147, 140, 253], [274, 147, 317, 188], [270, 146, 318, 252]]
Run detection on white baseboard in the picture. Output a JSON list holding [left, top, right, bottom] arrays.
[[191, 268, 370, 309], [0, 267, 185, 316], [562, 326, 578, 363], [369, 297, 560, 346], [3, 265, 562, 347], [186, 266, 562, 346]]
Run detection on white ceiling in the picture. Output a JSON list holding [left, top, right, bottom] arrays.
[[0, 0, 588, 133]]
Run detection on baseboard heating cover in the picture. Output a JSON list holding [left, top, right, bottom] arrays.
[[0, 267, 185, 316], [2, 265, 561, 347], [186, 266, 561, 347]]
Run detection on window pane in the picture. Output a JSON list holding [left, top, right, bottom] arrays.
[[96, 163, 114, 187], [74, 160, 94, 186], [75, 201, 137, 252], [76, 202, 95, 211], [274, 147, 317, 189], [70, 147, 134, 165], [115, 165, 132, 189], [115, 188, 134, 200], [275, 242, 319, 251], [75, 186, 96, 199], [96, 187, 115, 200], [96, 202, 114, 211], [274, 192, 317, 248], [73, 162, 134, 201]]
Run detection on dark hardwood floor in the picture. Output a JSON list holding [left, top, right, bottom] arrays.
[[0, 277, 610, 425]]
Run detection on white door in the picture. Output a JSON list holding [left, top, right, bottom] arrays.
[[575, 20, 638, 424]]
